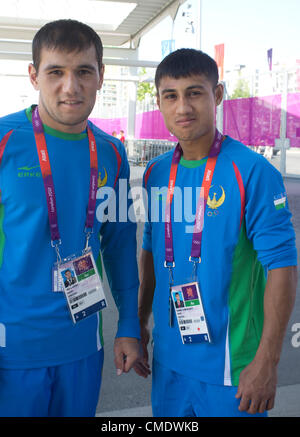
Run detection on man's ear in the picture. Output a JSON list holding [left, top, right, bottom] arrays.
[[98, 64, 105, 91], [28, 63, 39, 91], [156, 94, 161, 110], [215, 82, 224, 106]]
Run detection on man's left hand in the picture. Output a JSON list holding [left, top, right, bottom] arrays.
[[114, 337, 140, 376], [235, 357, 277, 414]]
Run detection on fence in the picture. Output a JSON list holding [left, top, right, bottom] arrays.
[[127, 139, 176, 165]]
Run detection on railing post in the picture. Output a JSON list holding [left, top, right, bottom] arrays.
[[275, 70, 290, 176], [216, 82, 224, 134]]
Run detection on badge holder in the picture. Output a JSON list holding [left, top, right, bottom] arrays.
[[33, 106, 106, 324], [166, 257, 212, 344], [164, 260, 175, 327], [163, 130, 223, 345], [53, 232, 107, 325]]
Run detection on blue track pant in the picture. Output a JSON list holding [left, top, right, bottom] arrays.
[[152, 359, 268, 418], [0, 349, 103, 417]]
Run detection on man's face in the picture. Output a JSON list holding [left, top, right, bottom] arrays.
[[65, 271, 72, 279], [29, 45, 104, 133], [157, 74, 223, 145]]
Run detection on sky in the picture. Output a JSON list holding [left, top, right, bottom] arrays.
[[138, 0, 300, 73]]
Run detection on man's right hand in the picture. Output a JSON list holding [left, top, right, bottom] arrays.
[[133, 324, 151, 378]]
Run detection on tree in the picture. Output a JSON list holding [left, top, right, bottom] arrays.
[[231, 78, 251, 99], [137, 68, 156, 102]]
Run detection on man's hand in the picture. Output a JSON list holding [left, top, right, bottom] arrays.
[[133, 324, 151, 378], [235, 356, 277, 414], [114, 337, 140, 376]]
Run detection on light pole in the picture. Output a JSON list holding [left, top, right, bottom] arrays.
[[195, 0, 202, 50]]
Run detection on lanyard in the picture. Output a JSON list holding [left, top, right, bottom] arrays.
[[32, 106, 98, 261], [165, 129, 223, 271]]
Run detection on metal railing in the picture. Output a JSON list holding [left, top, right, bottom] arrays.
[[127, 139, 176, 165]]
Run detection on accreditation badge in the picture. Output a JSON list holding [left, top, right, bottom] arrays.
[[171, 281, 211, 344], [57, 249, 107, 324], [52, 264, 64, 292]]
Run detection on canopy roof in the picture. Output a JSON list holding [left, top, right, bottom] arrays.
[[0, 0, 184, 66]]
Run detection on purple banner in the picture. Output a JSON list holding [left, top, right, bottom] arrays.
[[223, 95, 282, 147], [89, 117, 127, 138], [135, 110, 177, 141], [267, 49, 273, 71], [90, 92, 300, 148], [287, 93, 300, 148]]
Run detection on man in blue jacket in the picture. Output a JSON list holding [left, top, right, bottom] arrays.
[[0, 19, 140, 417], [135, 49, 298, 417]]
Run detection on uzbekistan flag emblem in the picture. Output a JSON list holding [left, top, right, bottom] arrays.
[[274, 193, 286, 210]]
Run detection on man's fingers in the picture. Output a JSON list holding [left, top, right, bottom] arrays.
[[238, 394, 251, 412], [114, 350, 125, 376], [247, 399, 260, 415], [266, 396, 275, 411], [235, 386, 242, 399], [258, 399, 268, 414], [114, 337, 140, 375], [238, 394, 275, 415], [246, 397, 271, 415], [133, 360, 151, 378], [123, 352, 137, 373], [141, 342, 149, 362]]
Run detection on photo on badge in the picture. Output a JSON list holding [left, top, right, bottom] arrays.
[[61, 268, 77, 289], [172, 291, 185, 309]]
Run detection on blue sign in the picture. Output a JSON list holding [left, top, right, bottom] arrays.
[[161, 40, 175, 59]]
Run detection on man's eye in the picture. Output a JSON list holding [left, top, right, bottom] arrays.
[[49, 70, 62, 76], [78, 70, 91, 76], [165, 94, 176, 100]]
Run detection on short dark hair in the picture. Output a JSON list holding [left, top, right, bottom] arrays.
[[32, 19, 103, 73], [155, 48, 219, 91]]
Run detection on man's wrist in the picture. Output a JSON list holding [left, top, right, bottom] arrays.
[[255, 340, 281, 367], [116, 316, 141, 339], [138, 314, 150, 327]]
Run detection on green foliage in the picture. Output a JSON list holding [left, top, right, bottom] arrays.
[[231, 78, 251, 99], [137, 68, 156, 102]]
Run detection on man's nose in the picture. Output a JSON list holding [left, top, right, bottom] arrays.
[[176, 96, 192, 114], [62, 73, 80, 94]]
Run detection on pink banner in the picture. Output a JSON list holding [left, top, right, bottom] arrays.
[[223, 95, 282, 146], [90, 110, 176, 141], [135, 110, 177, 141], [89, 117, 127, 137], [287, 93, 300, 148], [90, 92, 300, 148]]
